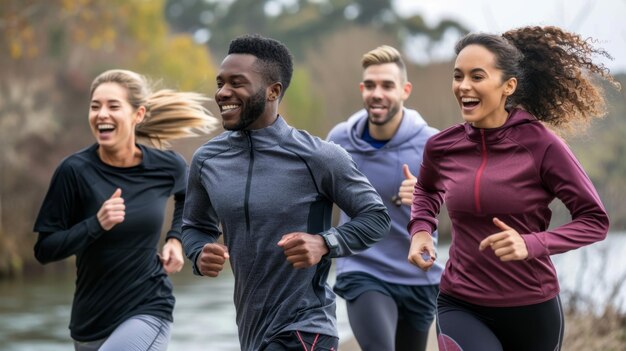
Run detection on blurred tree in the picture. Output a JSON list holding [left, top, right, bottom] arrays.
[[302, 26, 398, 136], [163, 0, 468, 60], [0, 0, 217, 277], [569, 75, 626, 229], [280, 67, 325, 135]]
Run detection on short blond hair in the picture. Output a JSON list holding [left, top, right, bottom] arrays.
[[361, 45, 407, 82]]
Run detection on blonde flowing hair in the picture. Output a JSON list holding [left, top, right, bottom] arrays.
[[90, 69, 219, 148]]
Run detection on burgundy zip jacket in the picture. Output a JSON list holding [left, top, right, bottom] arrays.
[[408, 108, 609, 307]]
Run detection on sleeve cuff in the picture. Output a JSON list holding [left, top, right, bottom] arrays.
[[523, 233, 549, 259], [191, 250, 204, 276], [408, 221, 433, 238], [86, 216, 106, 239], [166, 230, 182, 242]]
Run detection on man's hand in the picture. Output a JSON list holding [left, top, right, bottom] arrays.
[[277, 232, 328, 269], [479, 218, 528, 261], [408, 231, 436, 271], [197, 243, 229, 277], [397, 164, 417, 206], [161, 238, 184, 274]]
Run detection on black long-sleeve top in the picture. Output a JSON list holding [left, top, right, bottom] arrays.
[[33, 143, 187, 341]]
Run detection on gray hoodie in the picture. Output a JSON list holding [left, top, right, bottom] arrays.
[[327, 108, 443, 285], [182, 116, 390, 350]]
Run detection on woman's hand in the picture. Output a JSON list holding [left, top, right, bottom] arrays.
[[161, 238, 184, 274], [408, 231, 437, 271], [97, 188, 125, 230], [479, 217, 528, 261]]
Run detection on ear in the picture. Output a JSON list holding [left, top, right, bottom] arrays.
[[359, 82, 365, 94], [135, 106, 146, 124], [401, 81, 412, 100], [503, 77, 517, 96], [267, 82, 283, 102]]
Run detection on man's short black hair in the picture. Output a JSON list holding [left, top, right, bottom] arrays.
[[228, 34, 294, 98]]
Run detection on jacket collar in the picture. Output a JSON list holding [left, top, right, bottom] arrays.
[[347, 108, 428, 150], [228, 115, 291, 149], [464, 108, 536, 144]]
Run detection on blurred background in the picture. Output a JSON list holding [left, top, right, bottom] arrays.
[[1, 0, 625, 350]]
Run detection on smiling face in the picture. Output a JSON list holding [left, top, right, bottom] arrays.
[[453, 44, 517, 128], [215, 54, 278, 131], [89, 82, 144, 151], [360, 62, 411, 126]]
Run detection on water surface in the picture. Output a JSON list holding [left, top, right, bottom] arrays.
[[1, 233, 624, 350]]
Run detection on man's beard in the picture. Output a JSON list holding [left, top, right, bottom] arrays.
[[367, 104, 399, 126], [225, 88, 267, 131]]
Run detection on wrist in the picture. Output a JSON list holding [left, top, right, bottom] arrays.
[[411, 231, 431, 246], [321, 231, 339, 257], [166, 237, 182, 244], [411, 230, 430, 238]]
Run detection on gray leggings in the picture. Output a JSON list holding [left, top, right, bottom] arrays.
[[347, 291, 431, 351], [74, 314, 171, 351]]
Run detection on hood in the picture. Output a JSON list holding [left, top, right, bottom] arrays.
[[340, 108, 429, 152], [465, 108, 537, 144]]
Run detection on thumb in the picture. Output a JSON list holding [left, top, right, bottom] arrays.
[[277, 233, 295, 247], [402, 164, 416, 180], [221, 244, 230, 259], [493, 217, 512, 231], [161, 246, 171, 262], [110, 188, 122, 199]]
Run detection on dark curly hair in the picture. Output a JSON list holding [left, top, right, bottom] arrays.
[[455, 26, 620, 132], [228, 34, 294, 99]]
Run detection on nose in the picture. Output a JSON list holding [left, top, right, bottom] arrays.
[[215, 85, 232, 101], [96, 106, 109, 118], [371, 85, 384, 99], [458, 77, 471, 92]]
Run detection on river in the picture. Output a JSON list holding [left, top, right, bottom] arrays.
[[1, 233, 624, 351]]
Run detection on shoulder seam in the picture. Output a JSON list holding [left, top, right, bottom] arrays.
[[279, 143, 321, 195]]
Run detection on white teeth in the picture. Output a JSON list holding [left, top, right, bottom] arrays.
[[222, 104, 239, 111], [462, 97, 480, 103], [97, 124, 115, 131]]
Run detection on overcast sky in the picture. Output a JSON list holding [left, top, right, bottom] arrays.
[[394, 0, 626, 73]]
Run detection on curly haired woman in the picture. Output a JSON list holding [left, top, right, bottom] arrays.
[[407, 26, 620, 351]]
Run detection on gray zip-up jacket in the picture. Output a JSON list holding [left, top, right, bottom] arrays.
[[182, 116, 390, 350]]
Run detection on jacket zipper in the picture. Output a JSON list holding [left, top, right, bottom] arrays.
[[244, 132, 254, 233], [474, 129, 487, 213]]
